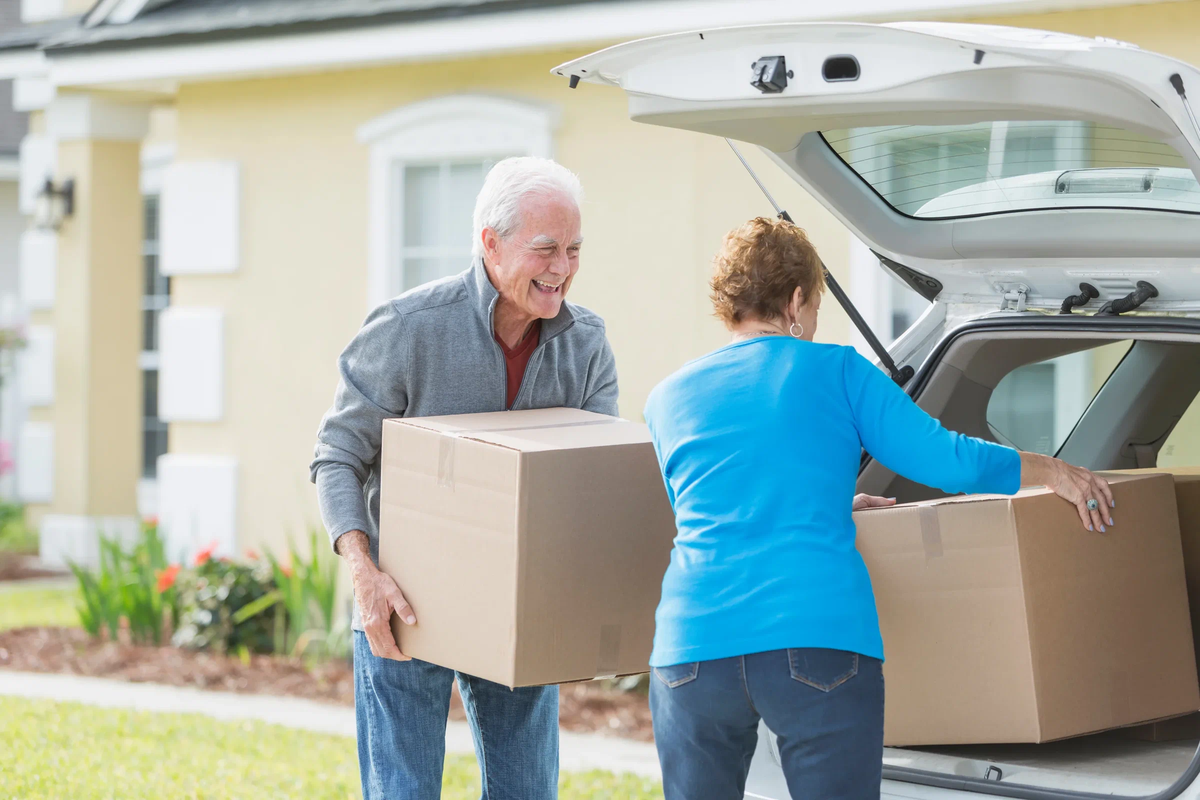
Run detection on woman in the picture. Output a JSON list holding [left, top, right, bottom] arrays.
[[642, 217, 1115, 800]]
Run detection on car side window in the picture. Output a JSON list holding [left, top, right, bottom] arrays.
[[1160, 391, 1200, 467], [986, 342, 1132, 456]]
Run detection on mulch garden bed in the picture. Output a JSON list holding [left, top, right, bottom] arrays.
[[0, 626, 653, 741], [0, 553, 65, 582]]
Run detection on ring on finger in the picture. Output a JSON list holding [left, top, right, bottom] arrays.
[[1086, 498, 1099, 511]]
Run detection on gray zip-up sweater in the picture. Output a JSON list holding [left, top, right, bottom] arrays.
[[310, 260, 619, 629]]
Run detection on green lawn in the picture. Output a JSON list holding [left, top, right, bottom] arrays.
[[0, 585, 79, 631], [0, 697, 664, 799]]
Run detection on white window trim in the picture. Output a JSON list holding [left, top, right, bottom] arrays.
[[357, 94, 559, 309], [141, 141, 176, 195]]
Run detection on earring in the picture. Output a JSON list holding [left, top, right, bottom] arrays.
[[789, 322, 804, 339]]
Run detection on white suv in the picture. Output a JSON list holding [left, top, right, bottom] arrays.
[[558, 22, 1200, 800]]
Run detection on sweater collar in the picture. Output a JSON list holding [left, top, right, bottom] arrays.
[[470, 258, 575, 342]]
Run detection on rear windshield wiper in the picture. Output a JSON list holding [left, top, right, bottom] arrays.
[[725, 139, 915, 385]]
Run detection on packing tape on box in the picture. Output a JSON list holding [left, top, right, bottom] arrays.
[[918, 505, 943, 560], [596, 624, 622, 678], [435, 418, 624, 490], [438, 433, 458, 489]]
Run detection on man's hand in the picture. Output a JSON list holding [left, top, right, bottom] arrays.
[[853, 494, 897, 512], [336, 530, 417, 661]]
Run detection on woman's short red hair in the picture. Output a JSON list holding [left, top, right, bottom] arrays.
[[710, 217, 826, 325]]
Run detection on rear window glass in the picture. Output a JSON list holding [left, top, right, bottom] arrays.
[[821, 121, 1200, 218]]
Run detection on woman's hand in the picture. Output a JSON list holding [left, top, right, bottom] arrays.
[[853, 494, 897, 512], [1019, 452, 1115, 532]]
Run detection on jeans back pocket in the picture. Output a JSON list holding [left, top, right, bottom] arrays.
[[652, 662, 699, 688], [788, 648, 858, 692]]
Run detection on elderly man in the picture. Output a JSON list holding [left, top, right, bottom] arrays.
[[311, 156, 618, 799]]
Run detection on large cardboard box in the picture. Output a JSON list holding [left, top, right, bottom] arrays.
[[378, 407, 677, 688], [856, 473, 1200, 746], [1117, 468, 1200, 741], [1124, 712, 1200, 743]]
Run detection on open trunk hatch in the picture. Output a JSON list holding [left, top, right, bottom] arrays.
[[555, 23, 1200, 314]]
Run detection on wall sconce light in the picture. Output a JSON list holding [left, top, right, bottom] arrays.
[[34, 178, 74, 231]]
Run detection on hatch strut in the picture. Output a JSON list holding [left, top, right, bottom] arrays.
[[724, 139, 915, 385], [1170, 74, 1200, 147]]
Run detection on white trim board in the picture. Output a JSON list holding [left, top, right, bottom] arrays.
[[18, 134, 54, 215], [39, 515, 140, 570], [19, 229, 57, 310], [159, 160, 239, 274], [13, 76, 54, 111], [157, 454, 237, 563], [140, 141, 176, 195], [19, 326, 55, 407], [17, 421, 53, 504], [38, 0, 1191, 91], [45, 94, 151, 142], [158, 307, 224, 421]]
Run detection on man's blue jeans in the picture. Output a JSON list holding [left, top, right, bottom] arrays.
[[353, 632, 559, 800], [650, 648, 885, 800]]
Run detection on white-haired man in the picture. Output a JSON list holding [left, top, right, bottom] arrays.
[[311, 157, 618, 799]]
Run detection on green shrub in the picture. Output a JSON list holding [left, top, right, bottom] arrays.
[[266, 530, 348, 659], [170, 550, 278, 655], [0, 502, 35, 554], [69, 525, 348, 661], [69, 523, 175, 645]]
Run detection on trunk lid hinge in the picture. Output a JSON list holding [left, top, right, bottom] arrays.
[[1000, 285, 1030, 313]]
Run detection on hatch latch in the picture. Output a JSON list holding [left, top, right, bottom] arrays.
[[751, 56, 791, 94], [999, 285, 1029, 312]]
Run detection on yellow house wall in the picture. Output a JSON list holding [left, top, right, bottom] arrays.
[[50, 140, 143, 518], [163, 0, 1200, 555]]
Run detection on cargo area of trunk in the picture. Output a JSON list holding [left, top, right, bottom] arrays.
[[865, 319, 1200, 798], [894, 734, 1198, 795]]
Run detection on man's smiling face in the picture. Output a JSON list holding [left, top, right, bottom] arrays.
[[483, 190, 582, 321]]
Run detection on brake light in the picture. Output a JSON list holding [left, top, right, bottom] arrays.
[[1055, 169, 1157, 194]]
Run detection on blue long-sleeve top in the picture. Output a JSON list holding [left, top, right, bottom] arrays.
[[642, 337, 1021, 667]]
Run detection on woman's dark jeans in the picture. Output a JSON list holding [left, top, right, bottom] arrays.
[[650, 648, 885, 800]]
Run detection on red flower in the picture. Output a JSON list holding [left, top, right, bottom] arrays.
[[193, 541, 218, 567], [156, 564, 181, 593], [0, 440, 14, 477], [244, 548, 260, 561], [143, 515, 159, 527], [280, 562, 293, 578]]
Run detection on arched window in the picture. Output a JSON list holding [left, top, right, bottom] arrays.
[[357, 94, 559, 307]]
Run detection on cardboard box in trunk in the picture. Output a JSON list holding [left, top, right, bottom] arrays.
[[1116, 468, 1200, 741], [378, 407, 677, 688], [856, 473, 1200, 747], [1124, 712, 1200, 743]]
